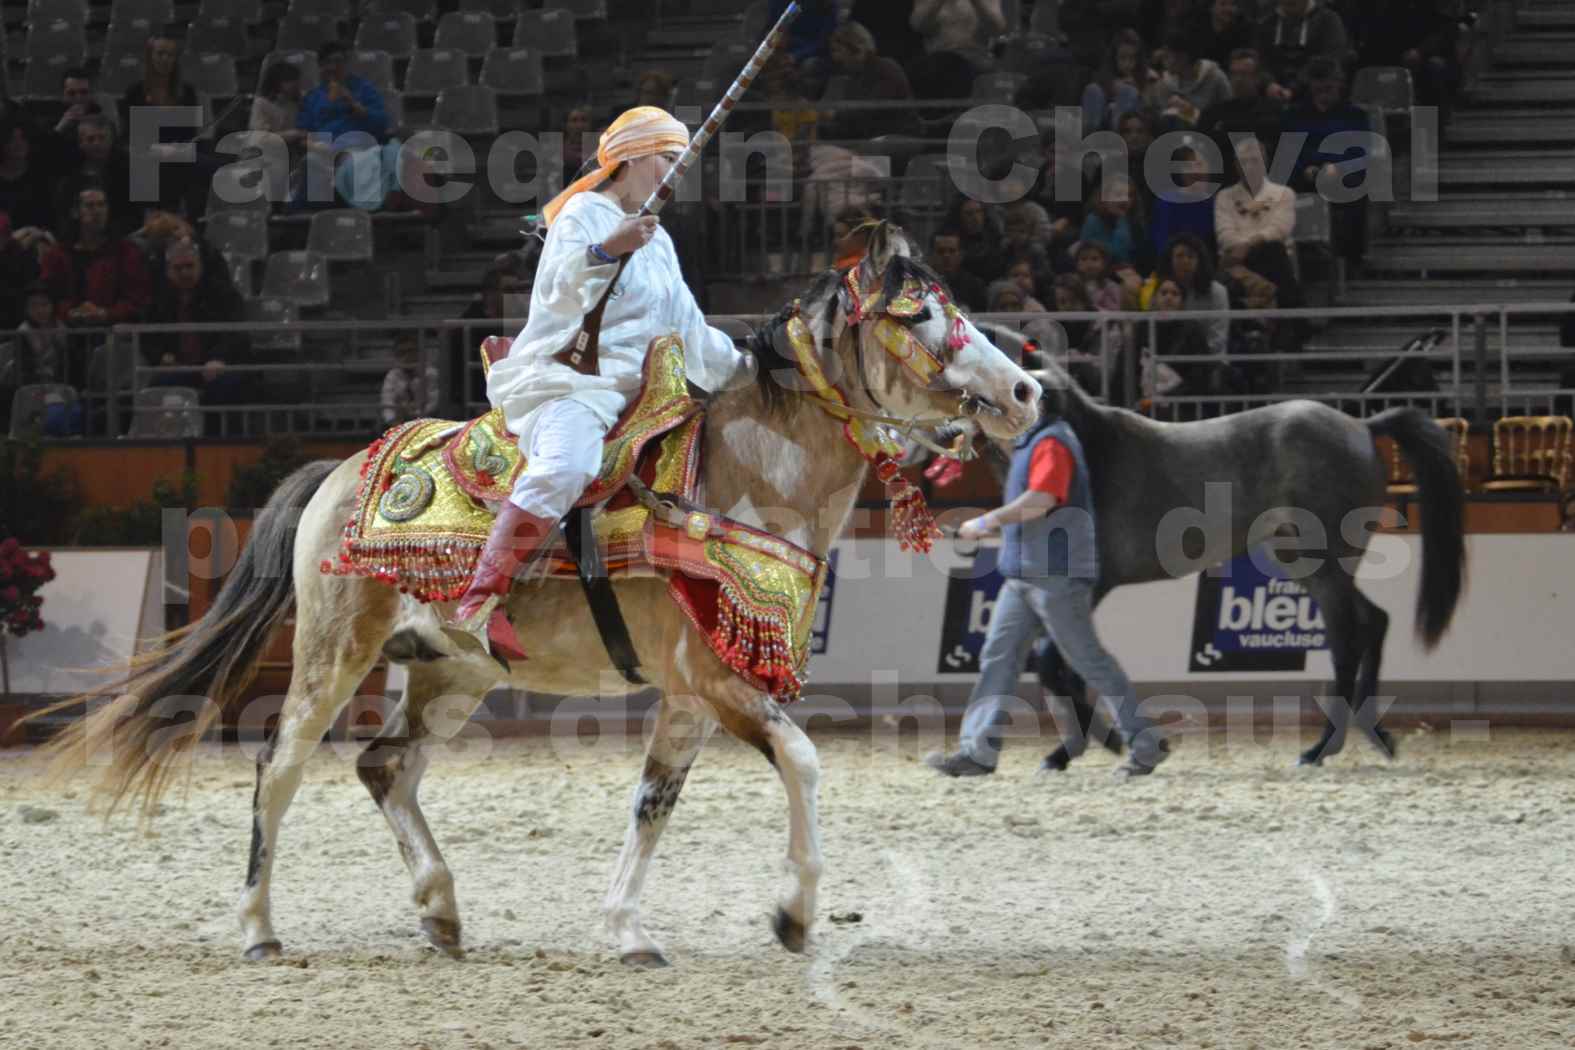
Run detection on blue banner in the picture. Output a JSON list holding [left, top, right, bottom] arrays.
[[1189, 551, 1328, 672]]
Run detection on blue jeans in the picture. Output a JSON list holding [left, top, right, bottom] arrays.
[[957, 576, 1164, 768], [1080, 81, 1141, 132]]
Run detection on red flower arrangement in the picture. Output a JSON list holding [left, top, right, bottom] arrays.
[[0, 537, 55, 639]]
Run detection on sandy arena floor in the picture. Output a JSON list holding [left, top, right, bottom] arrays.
[[1, 723, 1574, 1050]]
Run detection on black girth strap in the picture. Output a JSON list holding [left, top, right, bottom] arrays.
[[559, 508, 647, 687]]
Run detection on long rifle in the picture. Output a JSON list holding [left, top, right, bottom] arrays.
[[554, 2, 802, 374]]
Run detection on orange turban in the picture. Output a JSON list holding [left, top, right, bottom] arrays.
[[542, 106, 691, 226]]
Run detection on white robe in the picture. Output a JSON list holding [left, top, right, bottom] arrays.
[[486, 191, 747, 451]]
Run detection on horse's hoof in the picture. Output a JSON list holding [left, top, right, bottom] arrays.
[[1099, 734, 1124, 757], [421, 917, 465, 959], [1039, 749, 1070, 773], [773, 909, 807, 954], [620, 951, 671, 969], [243, 940, 283, 962], [1296, 752, 1325, 769], [1372, 728, 1398, 760]]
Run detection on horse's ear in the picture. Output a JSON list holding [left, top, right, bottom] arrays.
[[858, 221, 904, 286]]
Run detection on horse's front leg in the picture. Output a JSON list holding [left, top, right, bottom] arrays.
[[715, 696, 823, 954], [604, 697, 715, 967]]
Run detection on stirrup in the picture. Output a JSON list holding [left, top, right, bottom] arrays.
[[451, 593, 526, 663]]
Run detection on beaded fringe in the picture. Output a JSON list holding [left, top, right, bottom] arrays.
[[711, 581, 805, 702], [873, 453, 940, 554]]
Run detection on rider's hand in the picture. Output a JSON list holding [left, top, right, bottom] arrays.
[[602, 215, 659, 258]]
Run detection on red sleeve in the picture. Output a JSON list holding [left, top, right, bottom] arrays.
[[108, 240, 151, 323], [1027, 436, 1074, 503], [39, 246, 75, 319]]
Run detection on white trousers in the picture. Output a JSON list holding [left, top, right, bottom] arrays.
[[507, 398, 611, 519]]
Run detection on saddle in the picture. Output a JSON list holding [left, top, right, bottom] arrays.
[[332, 335, 825, 701]]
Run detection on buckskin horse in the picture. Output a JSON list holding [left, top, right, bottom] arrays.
[[35, 224, 1041, 966]]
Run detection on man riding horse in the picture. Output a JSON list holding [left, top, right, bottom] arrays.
[[453, 106, 754, 656]]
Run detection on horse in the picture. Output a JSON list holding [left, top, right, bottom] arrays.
[[34, 224, 1042, 966], [957, 337, 1466, 770]]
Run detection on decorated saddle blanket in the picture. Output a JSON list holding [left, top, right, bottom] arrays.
[[331, 335, 825, 701]]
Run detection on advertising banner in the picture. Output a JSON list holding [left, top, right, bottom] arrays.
[[1187, 551, 1328, 673]]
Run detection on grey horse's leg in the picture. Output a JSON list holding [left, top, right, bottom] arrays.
[[1298, 576, 1364, 766], [1350, 590, 1395, 759]]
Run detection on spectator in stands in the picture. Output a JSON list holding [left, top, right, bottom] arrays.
[[143, 236, 249, 432], [1154, 31, 1233, 129], [771, 0, 841, 84], [928, 228, 989, 312], [1280, 57, 1370, 262], [250, 60, 308, 154], [634, 71, 675, 113], [1002, 184, 1062, 273], [1082, 29, 1160, 133], [120, 29, 200, 136], [381, 332, 441, 426], [820, 22, 915, 141], [52, 68, 104, 147], [947, 196, 1009, 285], [1072, 239, 1125, 313], [850, 0, 926, 71], [298, 40, 395, 211], [1141, 232, 1231, 355], [120, 28, 219, 220], [453, 259, 530, 408], [41, 186, 152, 369], [1350, 1, 1461, 112], [1202, 0, 1259, 66], [1144, 0, 1203, 48], [0, 213, 49, 329], [1049, 272, 1108, 392], [1215, 136, 1302, 339], [761, 52, 819, 160], [1059, 0, 1144, 72], [59, 116, 136, 239], [9, 282, 68, 386], [561, 105, 595, 194], [1257, 0, 1351, 99], [1199, 48, 1287, 153], [910, 0, 1007, 74], [1134, 277, 1210, 400], [1078, 174, 1151, 273], [0, 119, 59, 235], [1150, 145, 1218, 259]]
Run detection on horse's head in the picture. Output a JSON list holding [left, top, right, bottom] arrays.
[[815, 222, 1042, 441]]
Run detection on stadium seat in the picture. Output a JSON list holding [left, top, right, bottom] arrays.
[[21, 53, 78, 101], [196, 0, 252, 19], [257, 50, 321, 94], [1029, 0, 1060, 35], [350, 49, 396, 93], [703, 40, 752, 83], [971, 71, 1026, 104], [403, 48, 469, 98], [307, 209, 375, 262], [288, 0, 352, 17], [1293, 193, 1333, 249], [479, 47, 543, 96], [23, 20, 86, 68], [104, 17, 161, 57], [384, 88, 405, 134], [183, 52, 240, 97], [1484, 416, 1573, 493], [188, 16, 249, 58], [8, 384, 79, 439], [128, 387, 202, 438], [435, 10, 498, 56], [26, 0, 88, 27], [367, 0, 434, 20], [433, 84, 499, 136], [740, 0, 768, 38], [559, 0, 607, 18], [222, 249, 255, 297], [1351, 66, 1415, 117], [205, 208, 270, 262], [245, 297, 301, 352], [207, 159, 287, 216], [275, 11, 343, 54], [513, 9, 577, 56], [355, 13, 418, 59], [1000, 33, 1059, 75], [262, 251, 331, 308], [110, 0, 174, 28]]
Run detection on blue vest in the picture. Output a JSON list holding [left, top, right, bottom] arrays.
[[998, 419, 1098, 581]]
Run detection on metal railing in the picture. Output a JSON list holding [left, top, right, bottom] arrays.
[[9, 302, 1572, 441]]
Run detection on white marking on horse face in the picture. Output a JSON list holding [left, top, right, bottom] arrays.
[[939, 311, 1042, 438]]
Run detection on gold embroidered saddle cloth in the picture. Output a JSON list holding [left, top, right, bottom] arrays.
[[332, 335, 826, 700]]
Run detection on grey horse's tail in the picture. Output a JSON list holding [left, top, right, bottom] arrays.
[[29, 460, 341, 820], [1366, 409, 1466, 647]]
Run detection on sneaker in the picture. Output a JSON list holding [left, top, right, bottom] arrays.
[[924, 750, 996, 777]]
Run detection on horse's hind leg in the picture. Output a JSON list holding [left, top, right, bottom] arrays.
[[1297, 577, 1362, 767], [356, 656, 496, 958], [239, 577, 397, 959], [1351, 591, 1395, 759], [604, 697, 715, 967], [713, 695, 821, 954]]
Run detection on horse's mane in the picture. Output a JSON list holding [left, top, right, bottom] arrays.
[[747, 237, 949, 418]]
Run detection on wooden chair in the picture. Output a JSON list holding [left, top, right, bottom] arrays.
[[1386, 417, 1469, 496], [1483, 415, 1573, 494]]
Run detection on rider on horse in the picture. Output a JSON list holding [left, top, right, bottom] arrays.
[[452, 106, 753, 655]]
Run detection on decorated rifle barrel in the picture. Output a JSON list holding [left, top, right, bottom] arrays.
[[638, 1, 802, 218]]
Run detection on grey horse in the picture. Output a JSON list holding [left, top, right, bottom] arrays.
[[960, 344, 1466, 768]]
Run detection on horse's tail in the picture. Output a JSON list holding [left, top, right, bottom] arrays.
[[31, 460, 341, 820], [1365, 409, 1466, 647]]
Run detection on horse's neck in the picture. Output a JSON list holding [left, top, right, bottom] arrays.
[[700, 387, 869, 558]]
